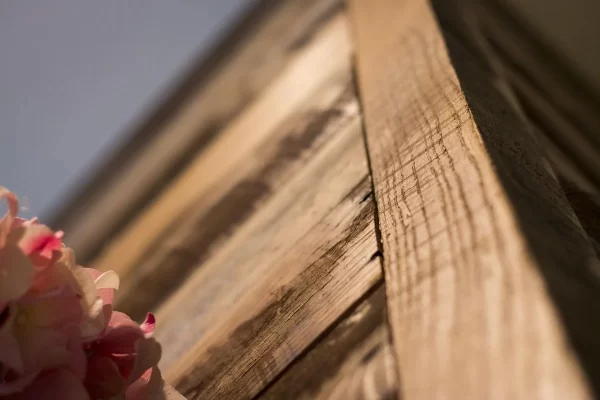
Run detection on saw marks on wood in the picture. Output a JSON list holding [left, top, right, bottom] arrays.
[[351, 0, 598, 398]]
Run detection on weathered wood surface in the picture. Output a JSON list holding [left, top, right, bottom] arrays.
[[351, 0, 600, 398], [161, 123, 380, 399], [325, 341, 396, 400], [259, 282, 397, 400], [83, 10, 388, 400], [162, 382, 187, 400], [92, 14, 351, 312], [54, 0, 344, 264]]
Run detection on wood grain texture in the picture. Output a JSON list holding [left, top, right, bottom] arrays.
[[163, 382, 187, 400], [53, 0, 344, 264], [160, 123, 380, 398], [351, 0, 600, 397], [92, 14, 351, 283], [259, 282, 397, 400], [325, 340, 396, 400], [115, 69, 358, 321]]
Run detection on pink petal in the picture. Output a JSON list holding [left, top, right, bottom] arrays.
[[0, 188, 18, 245], [94, 312, 145, 354], [0, 245, 34, 303], [0, 304, 24, 373], [94, 270, 119, 291], [84, 268, 102, 280], [84, 356, 126, 399], [98, 288, 114, 306], [64, 324, 87, 380], [17, 225, 63, 266], [127, 337, 162, 384], [20, 286, 82, 328], [0, 372, 39, 396], [126, 367, 163, 400], [18, 327, 71, 373], [11, 368, 90, 400], [140, 313, 156, 337]]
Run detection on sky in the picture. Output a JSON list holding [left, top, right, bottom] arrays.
[[0, 0, 245, 219]]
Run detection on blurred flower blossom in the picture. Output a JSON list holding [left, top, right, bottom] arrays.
[[0, 188, 161, 399]]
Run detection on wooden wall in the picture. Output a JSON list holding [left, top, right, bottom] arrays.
[[52, 0, 600, 398]]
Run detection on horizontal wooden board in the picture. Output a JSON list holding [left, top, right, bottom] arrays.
[[351, 0, 599, 397]]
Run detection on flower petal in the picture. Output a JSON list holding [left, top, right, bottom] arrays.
[[0, 372, 39, 396], [0, 188, 18, 246], [127, 337, 162, 384], [140, 313, 156, 338], [84, 356, 126, 399], [19, 286, 82, 328], [80, 298, 106, 340], [0, 245, 35, 303], [17, 327, 71, 373], [0, 304, 24, 374], [126, 367, 163, 400], [17, 224, 63, 259], [94, 312, 144, 355], [12, 368, 90, 400], [94, 270, 120, 291]]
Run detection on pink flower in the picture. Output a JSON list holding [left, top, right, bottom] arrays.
[[84, 312, 162, 400], [0, 189, 35, 305], [0, 188, 162, 399]]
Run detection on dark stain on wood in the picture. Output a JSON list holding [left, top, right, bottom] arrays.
[[175, 198, 376, 399], [76, 116, 239, 266], [117, 85, 359, 320], [52, 0, 347, 265], [50, 0, 291, 258], [257, 282, 386, 400]]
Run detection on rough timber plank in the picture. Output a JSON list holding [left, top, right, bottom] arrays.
[[325, 340, 396, 400], [159, 120, 380, 399], [350, 0, 599, 398], [54, 0, 344, 264], [259, 282, 397, 400], [116, 69, 358, 321], [92, 14, 351, 283], [163, 382, 187, 400]]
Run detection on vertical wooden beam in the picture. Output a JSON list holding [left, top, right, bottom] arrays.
[[350, 0, 599, 398]]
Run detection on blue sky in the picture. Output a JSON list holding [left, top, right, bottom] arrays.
[[0, 0, 245, 219]]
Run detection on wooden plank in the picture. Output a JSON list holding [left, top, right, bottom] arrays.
[[163, 382, 187, 400], [258, 282, 397, 400], [52, 0, 344, 264], [115, 71, 359, 321], [350, 0, 600, 398], [92, 14, 351, 283], [325, 340, 396, 400], [159, 121, 380, 398]]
